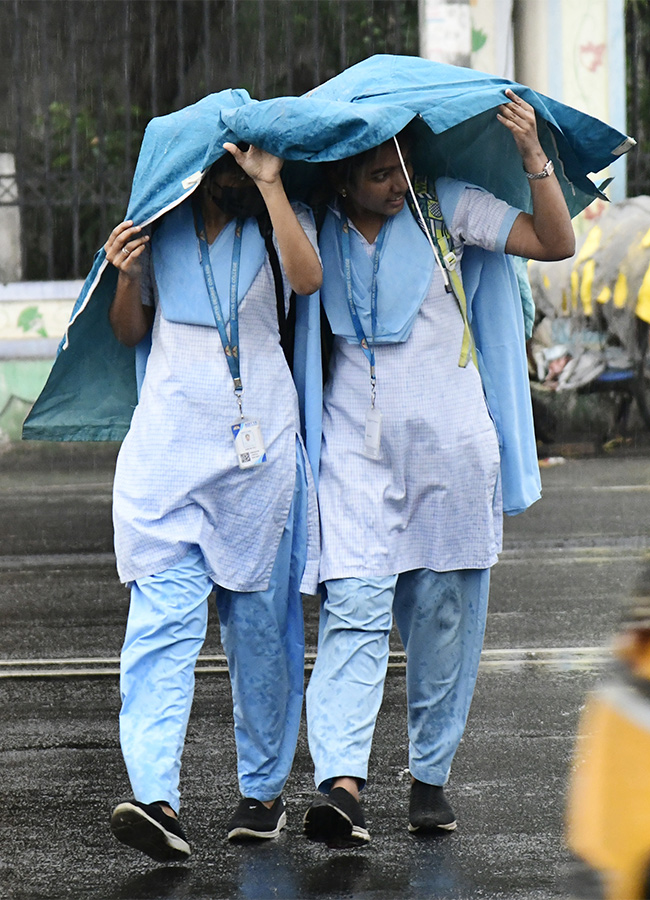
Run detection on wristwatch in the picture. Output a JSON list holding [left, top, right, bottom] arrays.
[[524, 158, 554, 180]]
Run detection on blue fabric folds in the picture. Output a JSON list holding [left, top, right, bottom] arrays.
[[153, 201, 267, 327], [222, 54, 633, 218], [319, 204, 434, 345]]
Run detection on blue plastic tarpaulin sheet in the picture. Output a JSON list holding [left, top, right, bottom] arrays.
[[223, 54, 633, 217], [23, 54, 634, 448]]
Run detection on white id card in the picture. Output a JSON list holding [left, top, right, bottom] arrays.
[[231, 419, 268, 469], [364, 407, 382, 459]]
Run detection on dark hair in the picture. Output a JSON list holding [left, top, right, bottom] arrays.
[[204, 142, 253, 185], [206, 152, 240, 181], [325, 121, 417, 191]]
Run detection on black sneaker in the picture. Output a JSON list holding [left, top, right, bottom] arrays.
[[227, 796, 287, 840], [408, 780, 457, 833], [110, 800, 191, 862], [303, 786, 370, 845]]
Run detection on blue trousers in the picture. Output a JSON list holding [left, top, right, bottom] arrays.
[[118, 461, 308, 813], [306, 568, 490, 792]]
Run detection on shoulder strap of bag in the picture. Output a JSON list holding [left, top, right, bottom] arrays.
[[258, 215, 296, 373], [406, 176, 476, 368], [312, 202, 334, 383]]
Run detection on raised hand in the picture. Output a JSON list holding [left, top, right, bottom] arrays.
[[104, 220, 149, 279], [496, 89, 547, 174], [498, 88, 575, 260]]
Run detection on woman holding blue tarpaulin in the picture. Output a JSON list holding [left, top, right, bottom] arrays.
[[303, 88, 575, 844], [105, 142, 322, 860]]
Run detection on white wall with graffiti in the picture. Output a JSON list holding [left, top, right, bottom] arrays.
[[0, 282, 82, 442]]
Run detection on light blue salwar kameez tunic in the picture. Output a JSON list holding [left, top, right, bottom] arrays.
[[307, 184, 519, 791], [114, 201, 319, 811]]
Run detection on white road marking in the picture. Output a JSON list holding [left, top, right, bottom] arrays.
[[0, 646, 613, 678], [542, 484, 650, 492]]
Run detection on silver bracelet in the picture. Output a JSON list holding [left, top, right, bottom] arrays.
[[524, 158, 554, 180]]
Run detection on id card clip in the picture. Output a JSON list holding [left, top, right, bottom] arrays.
[[231, 419, 268, 469], [364, 406, 382, 459]]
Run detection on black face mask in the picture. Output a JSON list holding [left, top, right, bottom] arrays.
[[208, 182, 266, 219]]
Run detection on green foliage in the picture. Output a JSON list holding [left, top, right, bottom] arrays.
[[34, 100, 147, 175], [3, 0, 420, 279]]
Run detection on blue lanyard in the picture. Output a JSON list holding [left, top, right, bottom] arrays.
[[193, 198, 245, 413], [340, 214, 387, 406]]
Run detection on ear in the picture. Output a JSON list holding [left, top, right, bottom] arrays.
[[328, 162, 349, 196], [328, 171, 345, 195]]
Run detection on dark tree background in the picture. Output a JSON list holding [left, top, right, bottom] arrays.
[[0, 0, 648, 280], [0, 0, 419, 280], [627, 0, 650, 197]]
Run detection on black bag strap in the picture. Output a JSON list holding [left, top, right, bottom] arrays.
[[258, 215, 296, 373], [311, 202, 334, 383]]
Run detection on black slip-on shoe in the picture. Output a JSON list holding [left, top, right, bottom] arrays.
[[303, 786, 370, 845], [110, 800, 191, 862], [227, 796, 287, 840], [408, 780, 457, 833]]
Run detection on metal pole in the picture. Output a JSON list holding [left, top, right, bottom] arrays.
[[123, 1, 132, 187], [230, 0, 239, 87], [12, 0, 26, 278], [285, 0, 294, 94], [40, 2, 55, 279], [150, 0, 158, 117], [392, 0, 402, 54], [68, 1, 81, 277], [94, 2, 107, 244], [258, 0, 266, 98], [177, 0, 185, 107], [203, 0, 211, 93], [312, 0, 320, 87]]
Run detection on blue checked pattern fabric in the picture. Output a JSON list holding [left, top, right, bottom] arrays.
[[113, 205, 320, 594], [318, 186, 514, 581]]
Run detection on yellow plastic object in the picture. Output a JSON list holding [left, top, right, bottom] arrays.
[[580, 258, 595, 316], [567, 681, 650, 899], [635, 261, 650, 324], [597, 286, 612, 305], [575, 225, 602, 266], [642, 227, 650, 251], [613, 271, 629, 309]]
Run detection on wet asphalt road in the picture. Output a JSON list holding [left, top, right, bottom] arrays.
[[1, 441, 649, 900]]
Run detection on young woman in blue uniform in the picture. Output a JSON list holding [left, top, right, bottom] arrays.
[[304, 90, 575, 844], [104, 143, 322, 861]]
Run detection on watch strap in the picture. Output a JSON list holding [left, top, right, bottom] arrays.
[[524, 158, 554, 180]]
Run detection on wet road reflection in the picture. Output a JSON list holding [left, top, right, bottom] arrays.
[[2, 447, 650, 898]]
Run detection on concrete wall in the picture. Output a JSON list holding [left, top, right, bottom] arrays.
[[418, 0, 629, 211], [513, 0, 628, 206], [419, 0, 473, 67], [418, 0, 515, 74], [0, 281, 83, 442]]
